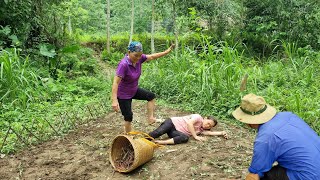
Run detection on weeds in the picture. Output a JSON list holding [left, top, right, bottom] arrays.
[[141, 39, 320, 133], [0, 48, 39, 108]]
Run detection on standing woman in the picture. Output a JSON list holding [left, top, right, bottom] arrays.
[[111, 41, 175, 133]]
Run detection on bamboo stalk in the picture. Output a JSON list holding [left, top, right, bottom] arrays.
[[43, 118, 60, 136], [240, 74, 248, 92], [11, 127, 29, 146], [86, 105, 94, 118], [22, 125, 41, 141], [0, 127, 11, 152], [65, 112, 76, 127]]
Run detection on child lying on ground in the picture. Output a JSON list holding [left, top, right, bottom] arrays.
[[148, 114, 228, 145]]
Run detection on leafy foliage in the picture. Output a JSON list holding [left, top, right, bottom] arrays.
[[0, 48, 39, 108], [0, 0, 67, 49], [140, 35, 320, 133], [0, 45, 112, 153], [243, 0, 320, 56]]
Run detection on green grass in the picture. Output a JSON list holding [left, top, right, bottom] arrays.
[[0, 46, 113, 154], [0, 48, 39, 108], [1, 35, 320, 154], [140, 40, 320, 134]]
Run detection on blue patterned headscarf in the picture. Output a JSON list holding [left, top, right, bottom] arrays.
[[128, 41, 143, 52]]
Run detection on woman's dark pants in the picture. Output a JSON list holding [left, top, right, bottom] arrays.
[[149, 119, 189, 144]]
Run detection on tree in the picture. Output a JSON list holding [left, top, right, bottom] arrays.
[[106, 0, 111, 53], [243, 0, 320, 55], [151, 0, 155, 53], [0, 0, 66, 48], [129, 0, 135, 44], [172, 0, 178, 57]]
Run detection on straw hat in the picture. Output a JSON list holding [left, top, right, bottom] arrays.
[[232, 93, 277, 124]]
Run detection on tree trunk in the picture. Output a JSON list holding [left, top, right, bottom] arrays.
[[172, 0, 178, 57], [140, 0, 143, 18], [106, 0, 111, 53], [151, 0, 155, 53], [129, 0, 134, 45], [68, 16, 72, 35]]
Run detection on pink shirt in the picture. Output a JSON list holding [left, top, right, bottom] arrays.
[[171, 114, 204, 136]]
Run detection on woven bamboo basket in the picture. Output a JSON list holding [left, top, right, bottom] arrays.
[[109, 133, 158, 173]]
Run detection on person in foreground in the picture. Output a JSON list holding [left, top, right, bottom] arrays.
[[232, 93, 320, 180], [111, 41, 175, 133], [148, 114, 228, 145]]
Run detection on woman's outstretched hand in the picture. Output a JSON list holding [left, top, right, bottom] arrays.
[[169, 44, 175, 51], [220, 131, 229, 140]]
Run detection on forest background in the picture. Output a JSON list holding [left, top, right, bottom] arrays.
[[0, 0, 320, 154]]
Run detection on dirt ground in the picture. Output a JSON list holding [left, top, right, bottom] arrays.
[[0, 102, 255, 180]]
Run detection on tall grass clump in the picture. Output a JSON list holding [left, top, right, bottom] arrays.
[[0, 46, 113, 153], [0, 48, 39, 108], [245, 58, 320, 132], [140, 36, 320, 133], [141, 35, 246, 117]]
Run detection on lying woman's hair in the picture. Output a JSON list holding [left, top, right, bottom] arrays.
[[207, 116, 218, 127]]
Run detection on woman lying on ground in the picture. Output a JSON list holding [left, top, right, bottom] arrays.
[[148, 114, 228, 145]]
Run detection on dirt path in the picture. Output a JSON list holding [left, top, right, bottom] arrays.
[[0, 101, 254, 180]]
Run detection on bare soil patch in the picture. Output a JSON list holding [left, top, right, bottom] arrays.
[[0, 102, 254, 180]]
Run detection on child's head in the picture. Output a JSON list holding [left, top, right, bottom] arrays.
[[202, 116, 218, 130]]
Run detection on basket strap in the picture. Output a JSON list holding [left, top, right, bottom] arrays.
[[127, 131, 154, 140], [128, 131, 164, 148], [141, 138, 165, 148]]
